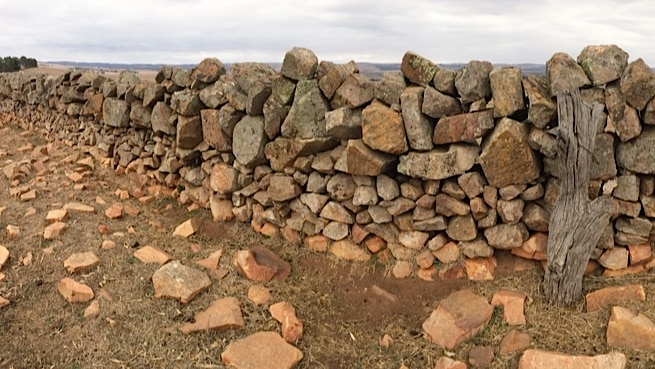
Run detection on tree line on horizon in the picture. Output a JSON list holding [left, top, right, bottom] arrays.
[[0, 56, 38, 72]]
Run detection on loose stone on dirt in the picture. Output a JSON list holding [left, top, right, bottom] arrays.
[[64, 251, 101, 273], [151, 261, 212, 304], [233, 246, 291, 282], [57, 277, 95, 303], [221, 331, 303, 369], [133, 245, 173, 265], [179, 297, 245, 334]]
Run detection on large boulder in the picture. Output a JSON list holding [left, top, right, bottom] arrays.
[[490, 67, 525, 118], [281, 47, 318, 81], [361, 100, 408, 154], [577, 45, 629, 86], [102, 98, 130, 127], [433, 109, 494, 145], [546, 52, 591, 96], [281, 80, 329, 139], [190, 57, 226, 84], [616, 127, 655, 174], [620, 58, 655, 110], [455, 60, 493, 104], [233, 116, 267, 167], [334, 139, 396, 176], [400, 51, 438, 87], [176, 115, 203, 149], [480, 118, 541, 187], [523, 75, 557, 129], [400, 87, 434, 151]]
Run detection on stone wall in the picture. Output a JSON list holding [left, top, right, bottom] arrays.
[[1, 44, 654, 280]]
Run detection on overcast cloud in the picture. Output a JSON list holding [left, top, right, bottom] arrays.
[[1, 0, 654, 65]]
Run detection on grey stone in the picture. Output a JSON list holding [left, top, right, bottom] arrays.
[[413, 216, 447, 232], [102, 98, 130, 127], [326, 174, 357, 201], [615, 217, 652, 238], [323, 221, 349, 241], [446, 214, 477, 241], [171, 91, 203, 116], [190, 57, 226, 84], [233, 115, 267, 167], [614, 175, 640, 202], [398, 144, 479, 181], [152, 261, 211, 304], [499, 185, 527, 201], [368, 206, 392, 223], [458, 172, 487, 199], [332, 74, 375, 109], [455, 60, 493, 104], [422, 86, 462, 118], [617, 128, 655, 174], [374, 72, 407, 106], [268, 176, 301, 202], [130, 102, 151, 128], [384, 197, 416, 216], [621, 58, 655, 110], [522, 203, 549, 232], [281, 47, 318, 80], [591, 133, 617, 180], [484, 223, 529, 249], [377, 174, 400, 201], [401, 87, 434, 151], [325, 107, 362, 139], [281, 80, 329, 139], [490, 67, 525, 118], [528, 127, 557, 158], [433, 69, 458, 96], [523, 75, 557, 129], [546, 52, 591, 96], [435, 193, 470, 216], [460, 237, 494, 258], [577, 45, 629, 86], [353, 186, 379, 206], [497, 199, 525, 225]]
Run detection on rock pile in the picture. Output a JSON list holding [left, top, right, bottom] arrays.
[[1, 44, 655, 280]]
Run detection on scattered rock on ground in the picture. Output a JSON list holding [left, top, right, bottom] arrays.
[[57, 277, 95, 303], [221, 331, 303, 369], [64, 251, 101, 273], [469, 345, 494, 368], [518, 349, 626, 369], [499, 329, 531, 356], [247, 284, 271, 305], [606, 305, 655, 351], [585, 284, 646, 313], [422, 289, 494, 350], [233, 246, 291, 282], [151, 261, 212, 304], [491, 289, 527, 325], [179, 297, 245, 334], [434, 356, 467, 369], [133, 245, 173, 265], [173, 218, 202, 238], [269, 301, 304, 344]]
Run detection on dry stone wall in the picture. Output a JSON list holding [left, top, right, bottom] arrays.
[[1, 44, 655, 280]]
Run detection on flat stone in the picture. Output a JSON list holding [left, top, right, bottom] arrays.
[[361, 100, 408, 154], [490, 67, 525, 117], [586, 284, 646, 313], [392, 260, 412, 279], [233, 246, 291, 282], [320, 201, 354, 224], [0, 246, 8, 270], [221, 331, 303, 369], [195, 249, 223, 270], [469, 346, 495, 369], [616, 128, 655, 174], [480, 118, 541, 188], [247, 284, 271, 305], [607, 306, 655, 351], [64, 251, 101, 273], [233, 115, 267, 167], [460, 237, 494, 258], [398, 144, 479, 181], [332, 74, 374, 109], [629, 244, 652, 265], [513, 232, 548, 260], [433, 109, 494, 145], [422, 289, 493, 350], [176, 115, 203, 149], [322, 221, 349, 241], [435, 357, 467, 369], [546, 52, 591, 96], [44, 222, 67, 239], [134, 245, 173, 265], [518, 349, 626, 369], [499, 329, 531, 356], [83, 300, 100, 319], [330, 240, 371, 262], [173, 218, 201, 238], [265, 137, 338, 172], [325, 107, 362, 139], [269, 301, 303, 343], [398, 231, 429, 250], [152, 261, 212, 304], [63, 202, 95, 213], [375, 71, 406, 106], [45, 209, 68, 223], [491, 289, 527, 325], [432, 242, 461, 264], [179, 297, 244, 334], [268, 176, 301, 202], [376, 174, 400, 201], [577, 45, 629, 86], [57, 277, 94, 303], [105, 204, 122, 219]]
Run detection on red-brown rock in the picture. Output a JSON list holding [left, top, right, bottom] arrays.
[[221, 331, 303, 369], [233, 246, 291, 282], [179, 297, 244, 334], [585, 284, 645, 312]]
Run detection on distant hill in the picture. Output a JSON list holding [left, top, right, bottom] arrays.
[[46, 61, 547, 79]]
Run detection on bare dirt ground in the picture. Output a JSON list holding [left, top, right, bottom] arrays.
[[0, 101, 655, 368]]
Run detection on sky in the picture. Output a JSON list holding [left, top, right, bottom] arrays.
[[1, 0, 654, 66]]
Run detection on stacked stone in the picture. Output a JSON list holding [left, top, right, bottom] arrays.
[[0, 44, 654, 280]]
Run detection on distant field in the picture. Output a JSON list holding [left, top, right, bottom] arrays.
[[20, 63, 158, 81]]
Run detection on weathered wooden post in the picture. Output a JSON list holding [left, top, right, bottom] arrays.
[[543, 88, 615, 306]]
